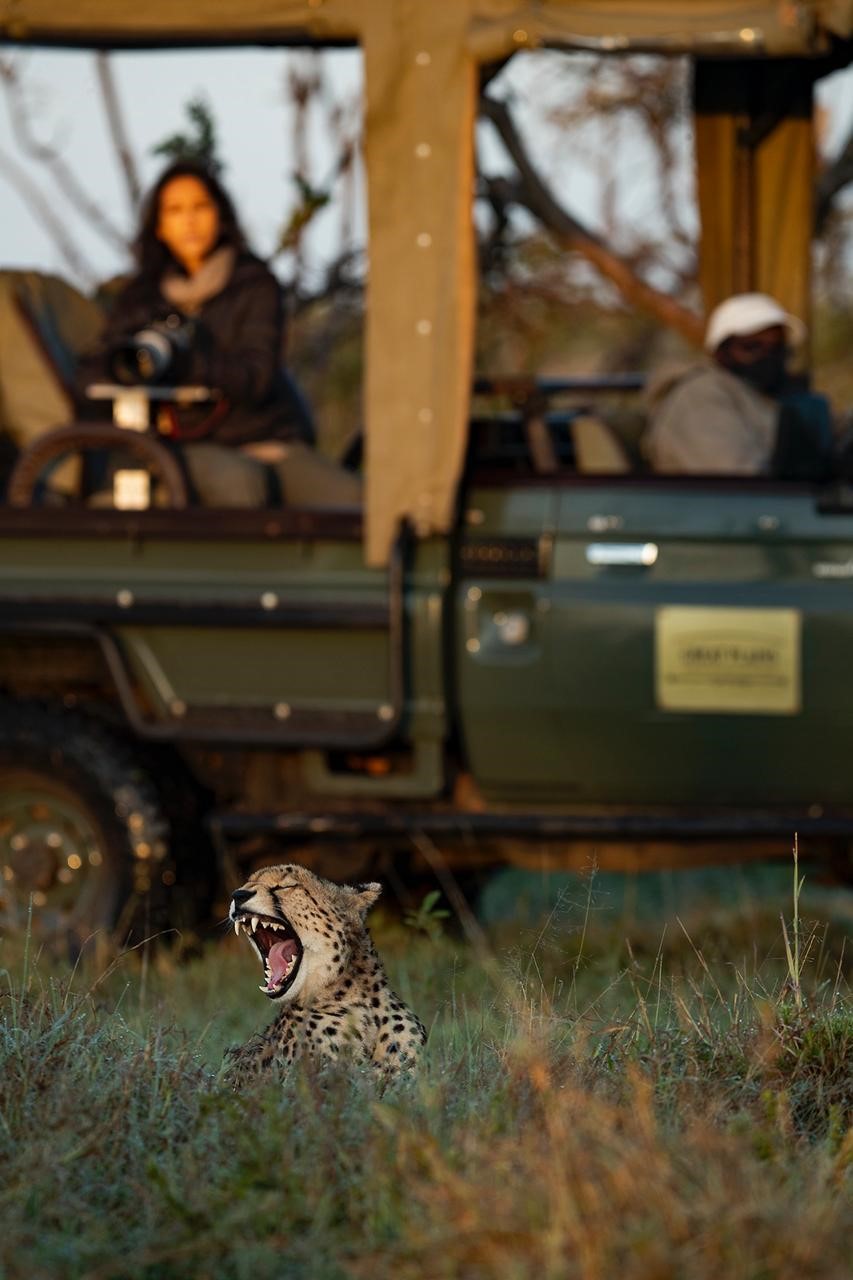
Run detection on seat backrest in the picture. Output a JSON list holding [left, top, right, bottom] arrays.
[[0, 270, 104, 497], [571, 413, 633, 474], [0, 270, 103, 448]]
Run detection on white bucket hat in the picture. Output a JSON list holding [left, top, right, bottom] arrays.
[[704, 293, 807, 353]]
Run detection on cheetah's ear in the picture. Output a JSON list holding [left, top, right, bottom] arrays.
[[348, 881, 382, 918]]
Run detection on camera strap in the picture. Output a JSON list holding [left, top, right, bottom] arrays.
[[158, 398, 231, 442]]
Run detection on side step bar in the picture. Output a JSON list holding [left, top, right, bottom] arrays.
[[210, 809, 853, 843]]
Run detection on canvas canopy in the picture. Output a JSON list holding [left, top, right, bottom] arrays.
[[3, 1, 853, 49], [2, 2, 852, 562], [693, 56, 820, 328]]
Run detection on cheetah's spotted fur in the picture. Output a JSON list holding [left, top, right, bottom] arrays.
[[224, 863, 426, 1085]]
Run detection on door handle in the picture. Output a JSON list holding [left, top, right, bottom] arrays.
[[585, 542, 658, 567]]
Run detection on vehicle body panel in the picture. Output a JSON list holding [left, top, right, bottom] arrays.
[[0, 512, 448, 764], [455, 477, 853, 807]]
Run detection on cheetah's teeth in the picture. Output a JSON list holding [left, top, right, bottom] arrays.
[[234, 914, 290, 936]]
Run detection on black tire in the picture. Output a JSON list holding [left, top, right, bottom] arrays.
[[0, 699, 172, 949], [130, 741, 219, 945]]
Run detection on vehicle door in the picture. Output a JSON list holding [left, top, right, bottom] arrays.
[[547, 476, 853, 807]]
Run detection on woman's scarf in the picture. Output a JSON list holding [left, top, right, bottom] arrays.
[[160, 246, 236, 315]]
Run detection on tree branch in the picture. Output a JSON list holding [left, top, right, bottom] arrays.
[[95, 52, 142, 216], [0, 55, 129, 254], [816, 120, 853, 234], [480, 94, 705, 347]]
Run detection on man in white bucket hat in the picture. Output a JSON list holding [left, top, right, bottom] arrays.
[[645, 293, 814, 475]]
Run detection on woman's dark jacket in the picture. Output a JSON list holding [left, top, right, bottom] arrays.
[[77, 254, 311, 447]]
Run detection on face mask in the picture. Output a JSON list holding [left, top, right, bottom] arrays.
[[729, 348, 788, 395]]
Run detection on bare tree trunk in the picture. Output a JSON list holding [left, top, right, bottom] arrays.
[[95, 53, 142, 216], [481, 94, 705, 347], [284, 53, 322, 290]]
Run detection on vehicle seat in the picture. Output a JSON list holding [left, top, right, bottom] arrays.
[[0, 270, 104, 499], [571, 413, 633, 474], [240, 439, 362, 508], [0, 270, 104, 503]]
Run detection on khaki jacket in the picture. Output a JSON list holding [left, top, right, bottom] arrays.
[[644, 359, 778, 474]]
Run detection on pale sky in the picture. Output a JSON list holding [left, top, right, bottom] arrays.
[[0, 46, 851, 292]]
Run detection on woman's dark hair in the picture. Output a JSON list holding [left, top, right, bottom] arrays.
[[133, 160, 249, 280]]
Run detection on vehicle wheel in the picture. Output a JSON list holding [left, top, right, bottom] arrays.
[[0, 700, 172, 950]]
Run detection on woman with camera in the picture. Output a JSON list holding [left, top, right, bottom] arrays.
[[78, 160, 359, 508]]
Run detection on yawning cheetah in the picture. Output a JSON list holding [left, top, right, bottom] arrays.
[[224, 863, 426, 1085]]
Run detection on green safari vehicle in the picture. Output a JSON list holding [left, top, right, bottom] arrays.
[[1, 1, 852, 941]]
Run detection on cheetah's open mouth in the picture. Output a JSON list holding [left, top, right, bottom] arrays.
[[233, 913, 303, 999]]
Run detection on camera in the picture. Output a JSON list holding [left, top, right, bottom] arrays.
[[108, 315, 194, 386]]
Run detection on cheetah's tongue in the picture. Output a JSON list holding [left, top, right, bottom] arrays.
[[266, 938, 299, 990]]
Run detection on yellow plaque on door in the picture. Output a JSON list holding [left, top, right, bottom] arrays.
[[656, 607, 801, 714]]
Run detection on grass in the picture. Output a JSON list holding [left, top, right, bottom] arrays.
[[0, 860, 851, 1279]]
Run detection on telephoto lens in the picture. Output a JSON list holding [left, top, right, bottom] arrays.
[[110, 328, 174, 385], [108, 317, 194, 385]]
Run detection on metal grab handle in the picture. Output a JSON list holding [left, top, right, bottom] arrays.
[[585, 542, 658, 567]]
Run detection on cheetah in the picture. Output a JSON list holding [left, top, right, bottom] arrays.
[[224, 863, 426, 1085]]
